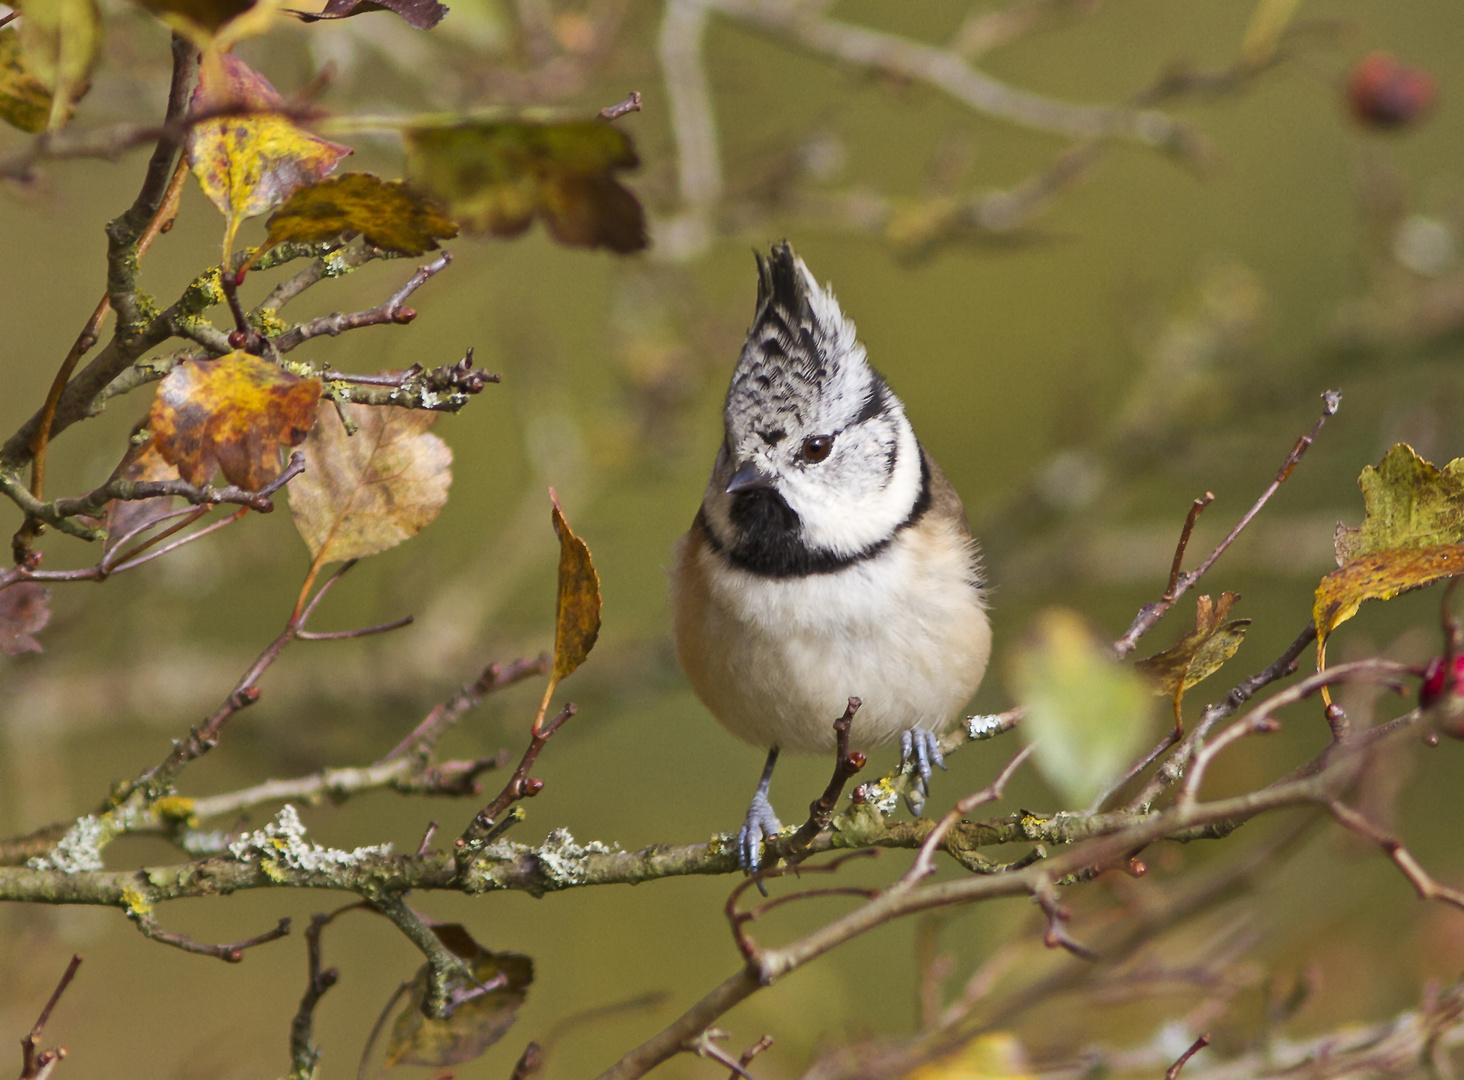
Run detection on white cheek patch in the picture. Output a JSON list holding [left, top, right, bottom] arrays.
[[787, 415, 923, 557]]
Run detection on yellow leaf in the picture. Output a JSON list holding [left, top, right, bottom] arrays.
[[403, 119, 646, 253], [149, 352, 321, 490], [549, 490, 601, 683], [16, 0, 99, 130], [286, 399, 452, 564], [1315, 544, 1464, 646], [264, 172, 457, 256], [0, 27, 57, 133], [906, 1032, 1033, 1080], [185, 53, 351, 257]]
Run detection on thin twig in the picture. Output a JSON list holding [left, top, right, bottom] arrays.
[[1327, 801, 1464, 911], [273, 254, 451, 354], [599, 91, 643, 120], [1165, 1033, 1211, 1080], [779, 698, 867, 863], [1113, 390, 1341, 658], [381, 655, 550, 763], [134, 913, 291, 961], [908, 743, 1035, 882], [1166, 493, 1214, 599], [20, 955, 82, 1080]]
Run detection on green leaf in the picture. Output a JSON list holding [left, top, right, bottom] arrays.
[[16, 0, 100, 130], [0, 28, 56, 133], [403, 118, 647, 253], [1333, 443, 1464, 565], [135, 0, 258, 33], [264, 172, 457, 256], [1009, 609, 1155, 807], [385, 924, 533, 1068]]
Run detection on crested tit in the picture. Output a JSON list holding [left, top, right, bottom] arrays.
[[670, 243, 991, 872]]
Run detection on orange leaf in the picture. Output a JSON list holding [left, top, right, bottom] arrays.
[[264, 173, 457, 256], [149, 351, 321, 490], [185, 54, 351, 256], [1314, 544, 1464, 652]]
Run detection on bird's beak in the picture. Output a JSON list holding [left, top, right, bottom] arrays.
[[725, 459, 774, 494]]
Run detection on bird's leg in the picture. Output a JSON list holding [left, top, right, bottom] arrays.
[[900, 729, 948, 814], [738, 746, 783, 875]]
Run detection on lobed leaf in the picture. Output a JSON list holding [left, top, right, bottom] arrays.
[[1010, 609, 1155, 807], [186, 53, 351, 256], [1316, 444, 1464, 661], [16, 0, 99, 129], [286, 399, 452, 564], [385, 923, 533, 1068], [403, 119, 647, 253], [1135, 592, 1250, 720], [0, 28, 56, 133], [149, 352, 321, 490], [549, 490, 601, 683], [264, 172, 457, 256]]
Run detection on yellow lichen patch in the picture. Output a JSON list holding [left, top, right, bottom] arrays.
[[153, 795, 197, 824], [121, 886, 153, 917]]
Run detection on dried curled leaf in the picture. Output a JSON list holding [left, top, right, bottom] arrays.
[[0, 583, 52, 655], [1135, 592, 1250, 722], [16, 0, 99, 129], [1317, 444, 1464, 663], [104, 442, 184, 556], [1334, 444, 1464, 565], [549, 490, 601, 683], [385, 924, 533, 1068], [1010, 609, 1154, 807], [286, 399, 452, 564], [264, 172, 457, 256], [289, 0, 446, 30], [186, 53, 351, 256], [0, 28, 56, 133], [404, 119, 647, 253], [149, 352, 321, 491]]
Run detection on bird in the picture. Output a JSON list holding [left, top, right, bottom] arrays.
[[670, 242, 991, 874]]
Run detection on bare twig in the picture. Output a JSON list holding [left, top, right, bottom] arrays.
[[19, 955, 82, 1080], [1327, 800, 1464, 911], [909, 743, 1036, 882], [381, 655, 550, 763], [1114, 390, 1341, 658], [1165, 1033, 1211, 1080], [273, 254, 451, 354], [1166, 493, 1214, 598], [134, 913, 291, 961], [779, 698, 867, 862], [1033, 877, 1097, 960], [599, 91, 643, 120], [287, 911, 345, 1080]]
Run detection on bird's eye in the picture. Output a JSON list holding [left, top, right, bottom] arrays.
[[800, 434, 834, 463]]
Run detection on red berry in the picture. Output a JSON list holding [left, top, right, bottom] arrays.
[[1348, 52, 1437, 129], [1419, 653, 1464, 708]]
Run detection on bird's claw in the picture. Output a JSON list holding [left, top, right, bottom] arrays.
[[900, 728, 948, 814], [738, 789, 783, 878]]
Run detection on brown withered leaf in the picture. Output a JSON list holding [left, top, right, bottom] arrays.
[[286, 400, 452, 564], [186, 53, 351, 257], [384, 923, 533, 1068], [0, 28, 57, 133], [104, 441, 184, 556], [17, 0, 98, 129], [1135, 592, 1250, 722], [264, 173, 457, 256], [0, 583, 52, 655], [149, 352, 322, 490], [403, 119, 647, 253], [549, 490, 601, 683], [289, 0, 446, 30]]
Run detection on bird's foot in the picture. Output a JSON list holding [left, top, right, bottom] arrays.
[[900, 728, 948, 814], [738, 789, 783, 877]]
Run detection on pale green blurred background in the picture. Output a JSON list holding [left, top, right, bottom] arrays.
[[4, 2, 1464, 1078]]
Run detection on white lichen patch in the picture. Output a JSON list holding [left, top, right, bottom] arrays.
[[854, 780, 900, 816], [966, 714, 1009, 739], [533, 828, 618, 887], [28, 815, 115, 873], [178, 829, 229, 857], [227, 805, 391, 870]]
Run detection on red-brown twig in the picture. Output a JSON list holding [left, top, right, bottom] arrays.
[[381, 655, 550, 763], [726, 851, 881, 961], [1033, 877, 1097, 960], [908, 743, 1035, 882], [1165, 493, 1214, 598], [134, 913, 291, 961], [779, 698, 867, 862], [1326, 800, 1464, 911], [1113, 389, 1341, 658], [686, 1029, 755, 1080], [729, 1035, 773, 1080], [1165, 1033, 1211, 1080], [455, 703, 578, 866], [20, 954, 81, 1080], [272, 254, 451, 354]]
